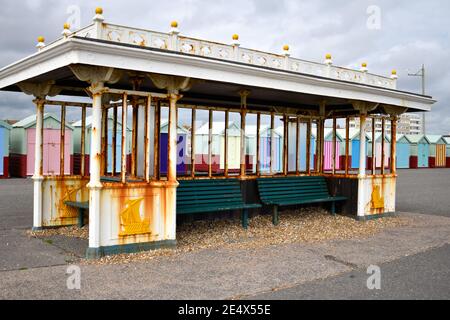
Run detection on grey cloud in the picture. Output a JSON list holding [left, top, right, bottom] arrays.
[[0, 0, 448, 134]]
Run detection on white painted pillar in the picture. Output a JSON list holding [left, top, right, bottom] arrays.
[[167, 93, 179, 182], [357, 113, 367, 218], [32, 98, 44, 230], [87, 82, 104, 253], [165, 93, 179, 241]]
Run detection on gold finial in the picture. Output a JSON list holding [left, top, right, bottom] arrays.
[[37, 36, 45, 43], [63, 23, 70, 30], [391, 69, 397, 75], [95, 7, 103, 15], [326, 53, 332, 60], [362, 62, 367, 68], [283, 45, 290, 51], [171, 21, 178, 28], [232, 34, 239, 41]]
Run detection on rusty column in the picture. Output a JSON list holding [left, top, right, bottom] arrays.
[[224, 110, 229, 177], [168, 93, 181, 182], [390, 115, 398, 174], [256, 113, 261, 176], [381, 118, 386, 175], [144, 96, 151, 182], [296, 117, 300, 175], [32, 98, 45, 230], [121, 94, 128, 183], [332, 117, 337, 174], [112, 105, 117, 176], [153, 99, 161, 181], [306, 117, 311, 175], [283, 114, 288, 176], [100, 107, 107, 176], [359, 113, 367, 177], [60, 103, 66, 176], [270, 112, 275, 174], [81, 104, 87, 176], [131, 97, 138, 177], [345, 117, 350, 175], [190, 108, 196, 178], [208, 109, 213, 178], [239, 90, 250, 177], [372, 117, 376, 174]]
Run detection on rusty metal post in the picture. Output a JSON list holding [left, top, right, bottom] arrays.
[[32, 98, 45, 230], [345, 117, 350, 175], [168, 93, 180, 182], [283, 114, 288, 176], [81, 104, 87, 176], [239, 90, 249, 177], [296, 117, 300, 175], [112, 105, 117, 176], [131, 98, 138, 177], [144, 96, 151, 182], [121, 94, 128, 183], [381, 118, 385, 175], [372, 117, 376, 174], [306, 117, 311, 175], [60, 103, 66, 176], [101, 106, 108, 176], [154, 99, 161, 181], [270, 112, 275, 174], [224, 110, 229, 177], [390, 116, 397, 175], [315, 120, 320, 173], [208, 109, 213, 178], [256, 113, 261, 176], [191, 108, 196, 178], [332, 117, 337, 174], [319, 119, 325, 173], [359, 114, 367, 177]]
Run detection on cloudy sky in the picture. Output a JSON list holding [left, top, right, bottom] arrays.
[[0, 0, 448, 134]]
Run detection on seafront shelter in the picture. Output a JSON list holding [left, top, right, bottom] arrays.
[[0, 8, 435, 257]]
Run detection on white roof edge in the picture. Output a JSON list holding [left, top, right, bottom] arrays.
[[0, 38, 436, 112]]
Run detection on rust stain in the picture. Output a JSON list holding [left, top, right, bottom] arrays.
[[371, 184, 385, 209]]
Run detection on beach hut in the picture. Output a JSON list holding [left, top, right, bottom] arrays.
[[444, 137, 450, 168], [246, 124, 282, 173], [160, 121, 189, 175], [73, 115, 132, 175], [9, 113, 73, 177], [343, 129, 371, 170], [425, 135, 447, 168], [0, 120, 12, 178], [395, 134, 411, 169], [405, 135, 430, 168], [370, 133, 390, 169]]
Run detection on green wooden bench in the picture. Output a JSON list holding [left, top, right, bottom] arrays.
[[177, 179, 261, 229], [64, 201, 89, 228], [257, 176, 347, 225]]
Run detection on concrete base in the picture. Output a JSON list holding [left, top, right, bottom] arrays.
[[31, 227, 44, 231], [355, 212, 397, 221], [86, 239, 177, 259]]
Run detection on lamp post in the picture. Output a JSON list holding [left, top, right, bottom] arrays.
[[407, 64, 426, 134]]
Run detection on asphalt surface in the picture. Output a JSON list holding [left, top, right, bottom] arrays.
[[249, 243, 450, 300], [248, 168, 450, 299], [396, 168, 450, 217], [0, 170, 449, 299]]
